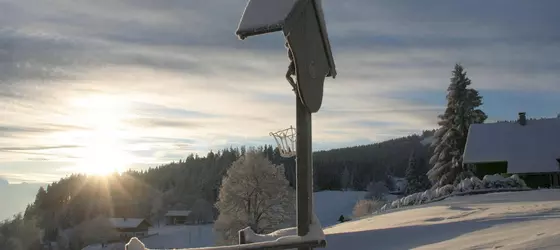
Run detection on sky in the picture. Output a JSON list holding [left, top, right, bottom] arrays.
[[1, 0, 559, 184]]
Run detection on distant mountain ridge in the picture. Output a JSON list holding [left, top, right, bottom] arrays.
[[0, 182, 47, 220]]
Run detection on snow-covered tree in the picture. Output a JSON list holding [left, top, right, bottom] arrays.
[[365, 181, 389, 200], [428, 64, 487, 188], [150, 193, 164, 227], [214, 150, 295, 245], [405, 151, 430, 194], [190, 198, 214, 224]]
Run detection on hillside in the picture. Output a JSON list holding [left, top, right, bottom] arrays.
[[324, 189, 560, 249]]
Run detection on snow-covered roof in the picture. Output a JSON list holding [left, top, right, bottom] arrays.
[[164, 210, 191, 217], [236, 0, 297, 39], [108, 218, 149, 229], [463, 118, 560, 173]]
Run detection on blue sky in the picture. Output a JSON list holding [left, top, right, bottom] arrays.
[[0, 0, 559, 183]]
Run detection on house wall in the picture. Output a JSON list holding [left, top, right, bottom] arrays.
[[116, 228, 149, 241], [165, 215, 189, 225], [472, 162, 508, 179], [471, 161, 560, 189], [115, 221, 151, 240], [116, 231, 148, 241], [520, 173, 560, 188]]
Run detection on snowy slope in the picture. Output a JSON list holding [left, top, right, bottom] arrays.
[[83, 225, 215, 250], [313, 191, 366, 227], [324, 189, 560, 250], [142, 224, 215, 249]]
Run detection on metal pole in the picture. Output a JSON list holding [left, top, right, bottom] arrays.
[[296, 93, 313, 250]]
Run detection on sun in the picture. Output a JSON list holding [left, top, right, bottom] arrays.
[[70, 94, 134, 176], [80, 137, 128, 175]]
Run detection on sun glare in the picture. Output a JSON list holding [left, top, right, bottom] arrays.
[[80, 136, 128, 175], [69, 94, 134, 176]]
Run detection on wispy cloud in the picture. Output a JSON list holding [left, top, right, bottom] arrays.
[[1, 0, 559, 182]]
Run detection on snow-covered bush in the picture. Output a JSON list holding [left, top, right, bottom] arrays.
[[376, 174, 529, 214], [379, 204, 389, 212], [418, 189, 433, 204], [509, 174, 527, 188], [434, 184, 455, 198], [400, 193, 421, 207], [353, 199, 384, 218], [455, 178, 474, 192], [454, 176, 485, 192], [471, 176, 485, 190], [390, 199, 401, 209], [482, 174, 527, 189]]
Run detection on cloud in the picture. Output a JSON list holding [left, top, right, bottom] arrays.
[[1, 0, 560, 182], [125, 117, 202, 129], [0, 145, 80, 151]]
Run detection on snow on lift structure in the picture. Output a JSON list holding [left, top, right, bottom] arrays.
[[126, 0, 336, 249], [270, 126, 296, 158]]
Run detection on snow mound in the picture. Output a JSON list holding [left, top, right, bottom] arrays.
[[382, 175, 529, 212], [241, 213, 325, 244]]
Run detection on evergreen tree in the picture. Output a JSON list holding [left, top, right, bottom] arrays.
[[340, 166, 351, 191], [405, 150, 430, 194], [428, 64, 487, 188]]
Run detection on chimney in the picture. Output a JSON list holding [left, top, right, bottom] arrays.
[[518, 112, 527, 126]]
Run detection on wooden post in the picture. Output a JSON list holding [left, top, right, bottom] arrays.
[[296, 92, 313, 250]]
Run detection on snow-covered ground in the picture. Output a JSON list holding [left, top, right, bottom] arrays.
[[140, 190, 365, 248], [141, 224, 215, 249], [324, 189, 560, 250], [313, 191, 367, 227], [115, 189, 560, 249], [96, 189, 560, 249], [83, 225, 215, 250]]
